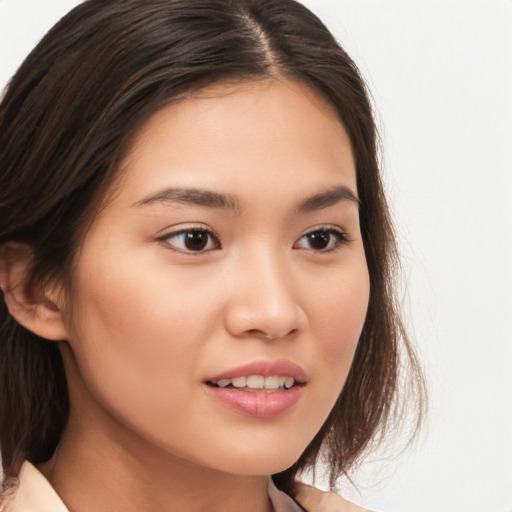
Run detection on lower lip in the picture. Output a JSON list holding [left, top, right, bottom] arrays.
[[205, 385, 304, 418]]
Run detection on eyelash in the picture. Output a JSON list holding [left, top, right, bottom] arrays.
[[158, 227, 221, 254], [158, 226, 349, 254], [293, 227, 350, 253]]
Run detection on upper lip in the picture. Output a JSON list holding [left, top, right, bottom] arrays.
[[206, 359, 308, 384]]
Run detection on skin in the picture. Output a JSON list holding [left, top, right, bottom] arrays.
[[8, 79, 370, 512]]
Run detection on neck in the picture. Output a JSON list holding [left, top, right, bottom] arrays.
[[39, 410, 273, 512]]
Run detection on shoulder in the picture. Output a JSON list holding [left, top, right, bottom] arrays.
[[0, 462, 68, 512], [293, 482, 375, 512]]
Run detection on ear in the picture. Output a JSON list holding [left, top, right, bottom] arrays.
[[0, 242, 68, 341]]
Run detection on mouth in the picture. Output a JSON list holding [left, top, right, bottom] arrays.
[[207, 375, 305, 393], [204, 360, 308, 418]]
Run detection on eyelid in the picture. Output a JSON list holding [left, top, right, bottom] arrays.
[[294, 225, 351, 252], [157, 225, 221, 254], [156, 223, 349, 255]]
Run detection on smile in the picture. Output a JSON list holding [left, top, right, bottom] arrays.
[[204, 360, 307, 418], [210, 375, 296, 391]]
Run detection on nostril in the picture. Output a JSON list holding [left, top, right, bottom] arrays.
[[246, 329, 274, 339], [245, 328, 298, 340], [224, 302, 308, 340]]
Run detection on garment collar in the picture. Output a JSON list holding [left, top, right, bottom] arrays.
[[3, 462, 305, 512]]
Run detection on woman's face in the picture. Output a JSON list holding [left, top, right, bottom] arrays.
[[61, 79, 370, 476]]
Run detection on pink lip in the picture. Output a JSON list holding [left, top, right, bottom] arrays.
[[204, 359, 308, 419], [206, 359, 308, 383], [205, 385, 304, 418]]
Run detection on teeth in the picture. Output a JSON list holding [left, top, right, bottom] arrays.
[[246, 375, 265, 389], [231, 377, 247, 388], [213, 375, 296, 390], [264, 376, 280, 390], [284, 377, 295, 389]]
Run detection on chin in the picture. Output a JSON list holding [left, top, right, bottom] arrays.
[[204, 440, 305, 477]]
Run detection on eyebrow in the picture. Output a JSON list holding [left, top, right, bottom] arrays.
[[296, 185, 360, 213], [133, 187, 240, 211], [133, 184, 359, 213]]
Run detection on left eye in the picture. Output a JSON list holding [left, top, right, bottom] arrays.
[[294, 229, 348, 252], [161, 229, 220, 253]]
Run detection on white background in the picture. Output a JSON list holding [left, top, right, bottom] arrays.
[[1, 1, 511, 511]]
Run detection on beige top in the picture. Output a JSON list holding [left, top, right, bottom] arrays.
[[1, 462, 371, 512]]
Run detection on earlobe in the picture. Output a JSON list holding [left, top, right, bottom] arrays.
[[0, 242, 68, 341]]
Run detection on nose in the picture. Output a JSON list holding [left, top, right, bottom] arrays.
[[224, 249, 308, 340]]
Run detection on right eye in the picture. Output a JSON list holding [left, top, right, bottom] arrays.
[[160, 228, 221, 254]]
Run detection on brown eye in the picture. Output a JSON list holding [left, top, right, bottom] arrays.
[[305, 231, 330, 250], [183, 231, 209, 251], [162, 229, 220, 253], [294, 229, 348, 252]]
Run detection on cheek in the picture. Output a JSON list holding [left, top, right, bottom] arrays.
[[314, 261, 369, 347], [65, 252, 221, 411], [62, 254, 229, 461], [71, 252, 217, 351], [306, 257, 370, 388]]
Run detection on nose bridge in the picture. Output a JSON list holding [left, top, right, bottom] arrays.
[[224, 243, 307, 339]]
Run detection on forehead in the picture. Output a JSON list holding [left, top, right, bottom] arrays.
[[114, 78, 356, 206]]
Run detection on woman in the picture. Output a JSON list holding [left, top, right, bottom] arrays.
[[0, 1, 425, 510]]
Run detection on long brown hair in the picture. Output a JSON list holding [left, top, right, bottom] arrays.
[[0, 0, 425, 496]]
